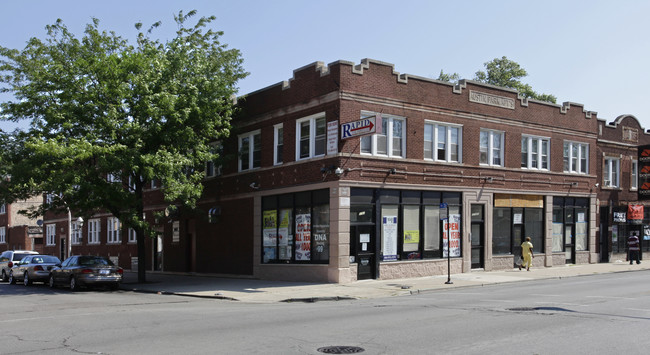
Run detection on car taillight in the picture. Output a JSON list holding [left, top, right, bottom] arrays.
[[117, 269, 123, 275], [8, 262, 13, 268], [81, 269, 93, 274], [34, 266, 44, 271]]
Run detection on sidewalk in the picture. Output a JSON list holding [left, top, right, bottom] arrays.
[[120, 260, 650, 303]]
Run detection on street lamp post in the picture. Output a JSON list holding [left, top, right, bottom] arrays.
[[67, 208, 83, 259]]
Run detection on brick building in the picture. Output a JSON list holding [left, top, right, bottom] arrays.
[[0, 196, 43, 253], [33, 58, 648, 283]]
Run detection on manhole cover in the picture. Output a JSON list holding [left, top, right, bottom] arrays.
[[317, 346, 365, 354]]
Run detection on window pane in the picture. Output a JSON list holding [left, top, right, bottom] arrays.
[[240, 137, 250, 170], [424, 206, 440, 253], [479, 131, 488, 164], [392, 119, 403, 156], [300, 121, 310, 158], [563, 143, 570, 172], [437, 125, 446, 160], [450, 127, 459, 162], [361, 136, 371, 154], [312, 204, 329, 262], [492, 132, 502, 165], [403, 205, 419, 253], [424, 124, 433, 160], [493, 208, 511, 255], [315, 117, 326, 156], [253, 134, 261, 168], [521, 137, 528, 167]]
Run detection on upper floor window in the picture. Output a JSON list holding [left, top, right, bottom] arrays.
[[424, 121, 461, 163], [521, 135, 549, 170], [128, 228, 137, 243], [107, 173, 121, 183], [604, 157, 620, 188], [631, 159, 638, 190], [563, 141, 589, 174], [0, 204, 5, 214], [296, 113, 326, 160], [480, 129, 503, 166], [239, 130, 261, 171], [0, 227, 5, 244], [274, 124, 284, 165], [88, 218, 101, 244], [71, 221, 82, 244], [107, 217, 121, 244], [361, 112, 405, 158], [46, 224, 56, 246], [205, 143, 222, 178]]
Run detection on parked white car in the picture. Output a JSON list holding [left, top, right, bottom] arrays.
[[0, 250, 39, 282]]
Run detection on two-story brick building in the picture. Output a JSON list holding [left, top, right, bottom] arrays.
[[30, 58, 649, 283]]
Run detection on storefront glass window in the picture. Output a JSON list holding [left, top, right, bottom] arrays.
[[403, 205, 420, 256], [262, 189, 329, 264]]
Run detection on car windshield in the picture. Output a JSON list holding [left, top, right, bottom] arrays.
[[78, 257, 113, 266], [33, 256, 60, 264]]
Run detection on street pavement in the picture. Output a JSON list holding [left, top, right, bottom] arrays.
[[120, 258, 650, 303]]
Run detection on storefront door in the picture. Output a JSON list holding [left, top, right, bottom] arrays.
[[565, 225, 575, 264], [153, 234, 163, 271], [471, 205, 484, 269], [353, 225, 376, 280]]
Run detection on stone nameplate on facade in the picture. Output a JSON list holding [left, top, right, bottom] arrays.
[[469, 90, 515, 110]]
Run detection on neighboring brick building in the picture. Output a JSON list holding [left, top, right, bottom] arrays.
[[36, 59, 648, 283], [0, 196, 43, 253]]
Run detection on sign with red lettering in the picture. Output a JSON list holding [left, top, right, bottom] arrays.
[[295, 214, 311, 261], [638, 144, 650, 200], [443, 214, 461, 257], [341, 113, 383, 139]]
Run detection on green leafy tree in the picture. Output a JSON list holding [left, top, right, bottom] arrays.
[[474, 56, 556, 103], [0, 10, 248, 282], [436, 70, 461, 84]]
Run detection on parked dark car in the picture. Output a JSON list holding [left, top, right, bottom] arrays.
[[49, 255, 123, 291], [9, 255, 61, 286], [0, 250, 39, 282]]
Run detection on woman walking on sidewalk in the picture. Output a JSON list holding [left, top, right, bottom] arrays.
[[519, 237, 534, 271]]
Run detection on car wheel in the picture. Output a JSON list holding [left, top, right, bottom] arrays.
[[23, 272, 31, 286], [1, 270, 7, 282], [49, 274, 56, 288], [70, 276, 78, 291], [8, 271, 16, 285]]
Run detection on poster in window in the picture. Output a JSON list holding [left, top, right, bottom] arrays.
[[382, 216, 398, 261], [263, 210, 278, 263], [295, 213, 311, 261], [612, 225, 618, 242], [613, 212, 626, 223], [404, 230, 419, 244], [443, 214, 461, 257], [278, 209, 292, 260]]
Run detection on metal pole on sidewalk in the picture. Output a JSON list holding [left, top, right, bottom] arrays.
[[440, 203, 452, 284]]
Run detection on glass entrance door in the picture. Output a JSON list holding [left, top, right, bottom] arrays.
[[565, 225, 575, 263], [471, 205, 484, 269], [352, 225, 376, 280]]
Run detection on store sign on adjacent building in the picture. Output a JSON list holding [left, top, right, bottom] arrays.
[[613, 211, 627, 223], [341, 113, 382, 139], [638, 144, 650, 199], [628, 205, 644, 224]]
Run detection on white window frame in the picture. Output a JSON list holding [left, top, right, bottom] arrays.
[[361, 112, 406, 158], [0, 227, 5, 244], [238, 130, 261, 171], [563, 141, 589, 174], [479, 129, 503, 166], [604, 157, 620, 188], [631, 159, 638, 190], [128, 228, 137, 243], [274, 123, 284, 165], [71, 221, 82, 245], [46, 224, 56, 246], [424, 121, 462, 163], [521, 135, 550, 170], [107, 173, 121, 183], [87, 218, 101, 245], [295, 113, 327, 161], [107, 217, 121, 244]]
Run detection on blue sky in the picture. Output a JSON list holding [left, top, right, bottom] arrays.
[[2, 0, 649, 132]]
